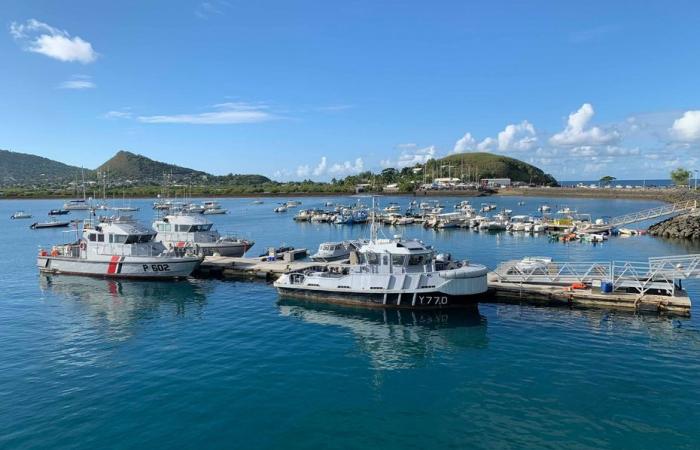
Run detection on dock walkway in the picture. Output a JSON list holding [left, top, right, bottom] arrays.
[[196, 253, 696, 316]]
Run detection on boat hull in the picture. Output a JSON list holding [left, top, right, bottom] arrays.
[[276, 287, 486, 309], [37, 255, 201, 279], [195, 241, 252, 257]]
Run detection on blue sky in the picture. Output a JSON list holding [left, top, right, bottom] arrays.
[[2, 1, 700, 181]]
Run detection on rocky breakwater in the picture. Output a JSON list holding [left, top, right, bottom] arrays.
[[648, 213, 700, 240]]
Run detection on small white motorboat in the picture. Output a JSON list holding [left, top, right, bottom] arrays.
[[11, 211, 32, 219]]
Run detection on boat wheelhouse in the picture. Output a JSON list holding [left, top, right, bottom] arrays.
[[153, 213, 253, 257]]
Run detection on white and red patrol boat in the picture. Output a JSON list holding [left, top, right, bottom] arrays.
[[37, 216, 202, 279]]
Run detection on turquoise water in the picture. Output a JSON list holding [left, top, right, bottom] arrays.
[[1, 196, 699, 449]]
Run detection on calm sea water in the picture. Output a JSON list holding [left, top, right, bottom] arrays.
[[1, 195, 699, 449]]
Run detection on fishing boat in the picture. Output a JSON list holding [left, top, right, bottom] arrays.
[[10, 211, 32, 219], [310, 240, 364, 262], [30, 220, 70, 229], [274, 199, 488, 308], [37, 216, 201, 278], [153, 213, 254, 257], [49, 209, 70, 216]]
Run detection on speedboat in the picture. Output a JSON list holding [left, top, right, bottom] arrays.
[[274, 205, 288, 213], [384, 203, 401, 213], [10, 211, 32, 219], [286, 200, 302, 208], [275, 237, 488, 308], [153, 213, 253, 257], [538, 204, 551, 213], [37, 216, 201, 278], [49, 209, 70, 216], [63, 199, 91, 211], [31, 220, 70, 229], [310, 240, 364, 262], [201, 201, 227, 215]]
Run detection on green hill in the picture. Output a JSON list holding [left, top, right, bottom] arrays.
[[97, 150, 209, 182], [438, 152, 558, 185], [97, 150, 272, 185], [0, 149, 89, 186]]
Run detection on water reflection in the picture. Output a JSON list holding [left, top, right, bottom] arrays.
[[39, 275, 210, 340], [278, 298, 488, 370]]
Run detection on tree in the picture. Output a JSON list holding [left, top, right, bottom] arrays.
[[670, 168, 692, 187], [599, 175, 616, 186]]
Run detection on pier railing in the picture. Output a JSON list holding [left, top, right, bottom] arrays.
[[494, 254, 700, 296], [601, 199, 697, 228]]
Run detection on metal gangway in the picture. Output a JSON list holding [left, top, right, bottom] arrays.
[[493, 254, 700, 296], [584, 200, 697, 231]]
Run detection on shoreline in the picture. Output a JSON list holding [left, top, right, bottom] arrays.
[[1, 187, 697, 203]]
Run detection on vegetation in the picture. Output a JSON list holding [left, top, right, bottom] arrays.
[[670, 168, 692, 186], [599, 175, 616, 185], [0, 149, 90, 186], [0, 148, 559, 198]]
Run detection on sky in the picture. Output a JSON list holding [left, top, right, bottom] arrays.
[[2, 1, 700, 182]]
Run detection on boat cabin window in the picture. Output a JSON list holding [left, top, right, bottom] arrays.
[[364, 252, 380, 265], [408, 254, 428, 266], [391, 254, 407, 266], [382, 255, 389, 265], [124, 234, 153, 244], [88, 233, 97, 242], [110, 234, 128, 244], [190, 224, 212, 232], [156, 223, 171, 232], [97, 234, 104, 242]]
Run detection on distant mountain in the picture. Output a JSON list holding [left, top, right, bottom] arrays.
[[97, 150, 210, 182], [438, 152, 558, 185], [98, 150, 272, 184], [0, 149, 89, 186]]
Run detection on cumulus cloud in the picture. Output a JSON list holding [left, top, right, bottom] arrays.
[[453, 133, 477, 153], [549, 103, 619, 147], [295, 156, 364, 179], [10, 19, 97, 63], [382, 145, 436, 168], [497, 120, 537, 151], [138, 102, 276, 125], [453, 121, 537, 154], [58, 74, 95, 89], [670, 110, 700, 141]]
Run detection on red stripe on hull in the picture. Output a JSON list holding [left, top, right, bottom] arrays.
[[107, 255, 120, 274]]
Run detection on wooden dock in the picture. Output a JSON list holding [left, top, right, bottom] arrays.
[[196, 252, 348, 280], [487, 273, 691, 316], [194, 255, 691, 316]]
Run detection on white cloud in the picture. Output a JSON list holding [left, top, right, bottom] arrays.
[[295, 156, 364, 179], [312, 157, 328, 176], [328, 158, 364, 176], [670, 110, 700, 141], [549, 103, 619, 147], [453, 133, 477, 153], [10, 19, 97, 63], [296, 164, 310, 178], [195, 1, 231, 19], [58, 74, 95, 89], [453, 121, 536, 154], [497, 120, 537, 151], [383, 145, 437, 168], [138, 102, 276, 125], [104, 109, 133, 119]]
